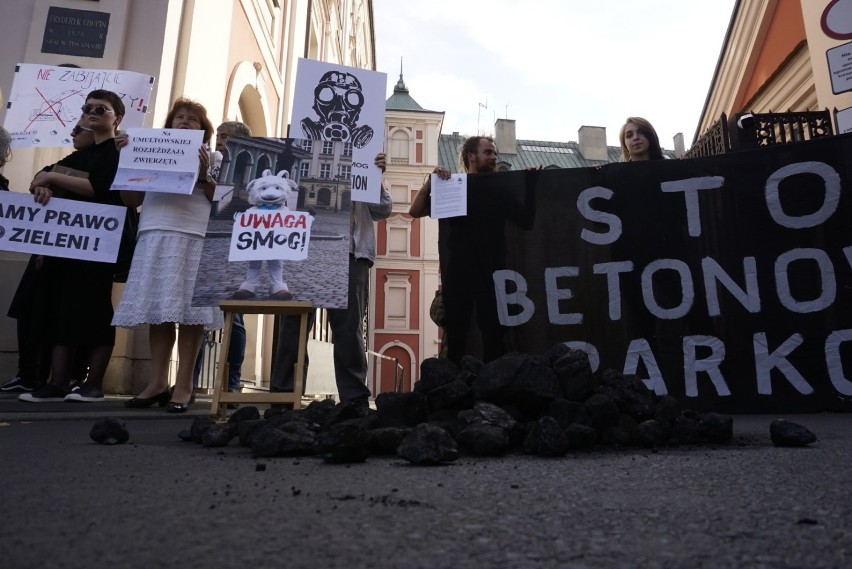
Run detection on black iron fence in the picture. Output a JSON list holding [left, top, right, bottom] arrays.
[[686, 109, 836, 159]]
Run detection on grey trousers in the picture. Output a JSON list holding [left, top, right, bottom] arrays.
[[270, 255, 371, 403]]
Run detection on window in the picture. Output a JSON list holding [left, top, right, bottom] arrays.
[[343, 142, 353, 156], [339, 164, 351, 179], [390, 184, 408, 204], [300, 162, 309, 179], [303, 140, 313, 152], [384, 273, 411, 329], [322, 141, 334, 155], [388, 227, 408, 254], [320, 163, 330, 178], [389, 130, 410, 161]]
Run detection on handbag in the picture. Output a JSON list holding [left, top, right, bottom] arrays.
[[113, 206, 139, 283]]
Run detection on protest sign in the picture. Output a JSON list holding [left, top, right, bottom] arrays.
[[111, 128, 204, 195], [229, 208, 313, 262], [442, 133, 852, 412], [290, 58, 386, 204], [3, 63, 154, 148], [191, 136, 348, 309], [0, 191, 125, 262]]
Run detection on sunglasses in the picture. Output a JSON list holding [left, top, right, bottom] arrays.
[[81, 104, 115, 116]]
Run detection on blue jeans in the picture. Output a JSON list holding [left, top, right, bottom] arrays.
[[270, 256, 371, 402]]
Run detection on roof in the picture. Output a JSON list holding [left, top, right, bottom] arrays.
[[437, 134, 677, 171], [385, 72, 432, 112]]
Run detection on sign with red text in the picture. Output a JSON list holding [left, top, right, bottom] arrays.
[[111, 128, 205, 195], [3, 63, 153, 148], [228, 207, 314, 262], [0, 190, 125, 262]]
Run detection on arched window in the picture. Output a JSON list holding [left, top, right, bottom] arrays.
[[389, 129, 410, 162]]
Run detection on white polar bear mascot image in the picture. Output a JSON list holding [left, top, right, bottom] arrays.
[[231, 169, 300, 300]]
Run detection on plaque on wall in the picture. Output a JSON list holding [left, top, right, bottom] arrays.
[[41, 6, 110, 58]]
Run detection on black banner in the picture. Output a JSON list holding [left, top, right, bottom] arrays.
[[444, 133, 852, 413]]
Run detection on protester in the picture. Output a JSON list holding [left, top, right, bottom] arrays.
[[619, 117, 664, 162], [408, 136, 506, 363], [113, 98, 223, 413], [2, 122, 97, 395], [18, 91, 126, 402], [269, 153, 392, 405]]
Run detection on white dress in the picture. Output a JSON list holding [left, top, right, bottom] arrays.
[[112, 169, 224, 330]]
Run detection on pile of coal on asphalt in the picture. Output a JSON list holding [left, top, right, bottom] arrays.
[[175, 346, 813, 464]]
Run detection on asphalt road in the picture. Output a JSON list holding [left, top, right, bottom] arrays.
[[0, 410, 849, 569]]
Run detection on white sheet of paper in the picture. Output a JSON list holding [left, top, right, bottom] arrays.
[[0, 190, 125, 262], [3, 63, 154, 148], [111, 128, 204, 195], [290, 58, 387, 203], [430, 173, 468, 219]]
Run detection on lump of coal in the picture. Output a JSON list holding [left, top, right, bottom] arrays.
[[190, 416, 216, 443], [397, 423, 458, 465], [770, 419, 817, 447], [458, 423, 509, 456], [315, 422, 370, 464], [524, 416, 570, 457], [367, 427, 411, 455], [89, 418, 129, 445], [375, 391, 428, 428], [202, 424, 235, 447]]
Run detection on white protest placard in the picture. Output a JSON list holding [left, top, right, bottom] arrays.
[[0, 191, 125, 262], [111, 128, 204, 195], [290, 58, 387, 204], [229, 208, 314, 262], [3, 63, 154, 148], [837, 106, 852, 134], [430, 173, 468, 219], [827, 41, 852, 94]]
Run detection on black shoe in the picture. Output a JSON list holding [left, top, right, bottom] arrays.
[[18, 384, 70, 402], [1, 375, 41, 393], [65, 384, 105, 402], [166, 400, 189, 413], [124, 388, 171, 408]]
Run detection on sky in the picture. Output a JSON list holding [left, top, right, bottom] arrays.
[[371, 0, 738, 150]]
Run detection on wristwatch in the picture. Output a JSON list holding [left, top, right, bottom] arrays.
[[198, 174, 214, 184]]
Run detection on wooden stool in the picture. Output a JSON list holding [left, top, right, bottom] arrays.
[[211, 299, 314, 418]]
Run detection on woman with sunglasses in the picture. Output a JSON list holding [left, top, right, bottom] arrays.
[[2, 119, 99, 397], [18, 90, 127, 403], [113, 98, 223, 413]]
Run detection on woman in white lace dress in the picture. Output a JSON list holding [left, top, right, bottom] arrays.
[[113, 98, 223, 412]]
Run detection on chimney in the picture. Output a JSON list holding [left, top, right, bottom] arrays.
[[494, 118, 517, 155], [673, 133, 685, 158], [578, 126, 608, 161]]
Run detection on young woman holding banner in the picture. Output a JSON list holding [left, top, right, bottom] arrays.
[[18, 91, 126, 402], [619, 117, 664, 162], [113, 98, 223, 413]]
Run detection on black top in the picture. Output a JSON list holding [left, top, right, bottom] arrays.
[[54, 138, 121, 205]]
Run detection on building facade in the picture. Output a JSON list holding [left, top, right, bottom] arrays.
[[0, 0, 376, 392], [694, 0, 852, 143]]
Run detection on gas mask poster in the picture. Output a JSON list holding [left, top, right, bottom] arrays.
[[290, 59, 387, 204]]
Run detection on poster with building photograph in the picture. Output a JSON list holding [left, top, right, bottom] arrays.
[[290, 58, 386, 204], [2, 63, 153, 148], [191, 136, 351, 309]]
